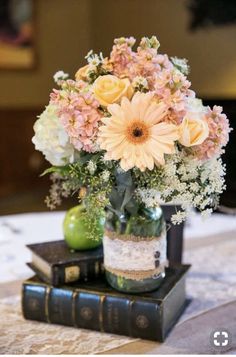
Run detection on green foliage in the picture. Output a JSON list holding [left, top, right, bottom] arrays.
[[133, 166, 164, 190], [40, 165, 70, 177], [45, 153, 168, 238]]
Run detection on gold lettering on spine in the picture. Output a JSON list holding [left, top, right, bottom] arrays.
[[94, 262, 100, 276], [99, 295, 105, 332], [136, 314, 149, 329], [45, 286, 51, 323], [65, 266, 80, 283], [72, 291, 78, 327]]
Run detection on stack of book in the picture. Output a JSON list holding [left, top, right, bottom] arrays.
[[22, 240, 190, 342]]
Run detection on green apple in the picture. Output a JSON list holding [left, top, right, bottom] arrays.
[[63, 205, 104, 251]]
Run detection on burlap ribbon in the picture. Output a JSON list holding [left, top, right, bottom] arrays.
[[103, 230, 168, 281]]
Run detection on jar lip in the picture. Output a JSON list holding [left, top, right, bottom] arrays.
[[104, 229, 165, 242], [106, 205, 164, 215]]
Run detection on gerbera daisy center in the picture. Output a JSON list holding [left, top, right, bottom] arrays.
[[126, 121, 150, 144]]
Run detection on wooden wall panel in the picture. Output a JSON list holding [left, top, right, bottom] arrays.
[[0, 108, 49, 197]]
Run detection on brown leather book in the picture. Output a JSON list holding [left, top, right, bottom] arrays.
[[27, 240, 104, 286]]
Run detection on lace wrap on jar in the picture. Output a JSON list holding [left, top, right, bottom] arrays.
[[103, 230, 168, 281]]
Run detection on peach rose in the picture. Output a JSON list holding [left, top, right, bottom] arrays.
[[75, 65, 91, 81], [179, 115, 209, 147], [93, 75, 133, 106]]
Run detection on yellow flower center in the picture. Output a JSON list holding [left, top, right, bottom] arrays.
[[126, 121, 150, 144]]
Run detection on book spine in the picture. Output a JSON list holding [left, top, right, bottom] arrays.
[[22, 281, 162, 341], [53, 259, 104, 286]]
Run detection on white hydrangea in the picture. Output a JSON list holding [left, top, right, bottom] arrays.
[[32, 104, 75, 166], [185, 97, 208, 121]]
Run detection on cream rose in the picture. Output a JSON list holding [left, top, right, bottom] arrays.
[[93, 74, 133, 106], [179, 115, 209, 147]]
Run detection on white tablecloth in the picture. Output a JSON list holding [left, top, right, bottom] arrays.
[[1, 211, 236, 284]]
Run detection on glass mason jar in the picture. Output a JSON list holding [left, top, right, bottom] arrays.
[[103, 206, 167, 293]]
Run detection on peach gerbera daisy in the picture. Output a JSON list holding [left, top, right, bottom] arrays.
[[98, 92, 179, 171]]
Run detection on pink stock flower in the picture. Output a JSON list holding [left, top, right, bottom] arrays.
[[109, 37, 192, 117], [166, 107, 187, 125], [50, 80, 88, 106], [110, 38, 136, 78], [51, 90, 102, 153], [156, 54, 172, 69], [125, 49, 173, 90], [153, 67, 193, 121], [50, 89, 62, 104], [109, 37, 173, 87], [135, 50, 171, 80], [193, 106, 231, 160]]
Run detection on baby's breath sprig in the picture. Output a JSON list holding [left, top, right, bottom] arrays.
[[85, 50, 112, 84], [79, 189, 110, 241], [132, 76, 149, 93], [45, 173, 80, 210]]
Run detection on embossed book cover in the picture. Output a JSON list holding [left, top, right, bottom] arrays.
[[27, 240, 104, 286], [22, 264, 190, 342]]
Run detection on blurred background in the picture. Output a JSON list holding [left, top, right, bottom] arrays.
[[0, 0, 235, 215]]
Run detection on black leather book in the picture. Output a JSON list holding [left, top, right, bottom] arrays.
[[22, 264, 190, 342], [27, 240, 104, 286]]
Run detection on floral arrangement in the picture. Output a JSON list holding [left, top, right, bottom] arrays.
[[32, 36, 231, 236]]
